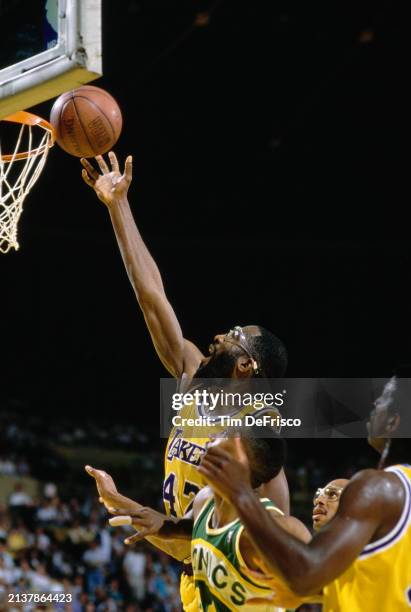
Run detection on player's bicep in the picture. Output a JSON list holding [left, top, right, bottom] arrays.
[[238, 509, 294, 573], [304, 473, 384, 589], [307, 511, 377, 586]]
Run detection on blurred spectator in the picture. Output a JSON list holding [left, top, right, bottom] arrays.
[[34, 526, 51, 552], [44, 481, 58, 498], [7, 525, 29, 554], [83, 536, 107, 593], [36, 497, 59, 524], [123, 546, 147, 601], [8, 482, 32, 507], [107, 578, 124, 606], [0, 537, 14, 568], [0, 456, 17, 476]]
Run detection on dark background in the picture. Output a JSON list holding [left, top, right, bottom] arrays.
[[1, 1, 409, 432]]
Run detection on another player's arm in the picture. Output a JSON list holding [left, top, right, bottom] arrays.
[[123, 485, 211, 544], [239, 511, 311, 572], [86, 464, 191, 560], [81, 153, 203, 377], [110, 487, 212, 561], [260, 468, 290, 515], [238, 513, 314, 608], [199, 449, 387, 595]]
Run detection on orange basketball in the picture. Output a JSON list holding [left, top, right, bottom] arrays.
[[50, 85, 123, 158]]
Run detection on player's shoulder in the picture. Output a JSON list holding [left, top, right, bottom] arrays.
[[192, 485, 213, 522], [269, 512, 312, 543], [339, 467, 405, 516], [348, 467, 405, 495]]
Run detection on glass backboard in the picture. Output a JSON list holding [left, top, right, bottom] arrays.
[[0, 0, 102, 119]]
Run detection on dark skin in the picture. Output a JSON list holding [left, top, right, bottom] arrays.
[[81, 152, 289, 516], [197, 380, 407, 596], [105, 438, 312, 610]]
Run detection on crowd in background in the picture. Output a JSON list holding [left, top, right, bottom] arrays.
[[0, 408, 152, 453], [0, 409, 374, 611], [0, 480, 181, 611]]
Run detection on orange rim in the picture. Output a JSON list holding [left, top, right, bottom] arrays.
[[1, 111, 55, 162]]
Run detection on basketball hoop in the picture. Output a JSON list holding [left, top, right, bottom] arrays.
[[0, 111, 55, 253]]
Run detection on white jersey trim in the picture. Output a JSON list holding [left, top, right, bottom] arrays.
[[359, 466, 411, 559]]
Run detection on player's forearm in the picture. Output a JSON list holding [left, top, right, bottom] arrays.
[[144, 534, 191, 562], [232, 488, 322, 595], [108, 196, 164, 296], [157, 516, 193, 540], [144, 518, 192, 561], [261, 468, 290, 515]]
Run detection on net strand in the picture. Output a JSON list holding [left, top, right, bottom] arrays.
[[0, 123, 52, 253]]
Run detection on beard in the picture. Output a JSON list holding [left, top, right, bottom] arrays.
[[193, 351, 237, 380]]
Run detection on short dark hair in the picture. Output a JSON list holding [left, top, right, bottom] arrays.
[[243, 435, 287, 488], [249, 327, 288, 378]]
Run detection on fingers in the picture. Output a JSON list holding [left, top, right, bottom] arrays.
[[107, 505, 130, 515], [203, 445, 232, 463], [233, 437, 248, 464], [108, 151, 119, 173], [124, 155, 133, 183], [85, 465, 109, 480], [197, 464, 218, 485], [109, 515, 133, 527], [124, 531, 146, 546], [201, 449, 230, 470], [85, 465, 108, 484], [85, 465, 97, 478], [80, 159, 99, 180], [95, 154, 110, 174], [198, 458, 220, 481], [81, 169, 95, 187], [131, 518, 152, 529]]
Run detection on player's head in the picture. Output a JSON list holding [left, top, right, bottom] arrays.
[[208, 430, 286, 490], [312, 478, 349, 531], [194, 325, 287, 379], [243, 435, 287, 488], [367, 371, 410, 464]]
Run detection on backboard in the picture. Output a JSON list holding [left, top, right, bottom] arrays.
[[0, 0, 102, 119]]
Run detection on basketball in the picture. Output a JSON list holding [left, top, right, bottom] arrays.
[[49, 85, 122, 158]]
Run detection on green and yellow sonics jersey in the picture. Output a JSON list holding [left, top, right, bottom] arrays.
[[191, 496, 284, 612]]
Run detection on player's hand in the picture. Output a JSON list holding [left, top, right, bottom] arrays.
[[85, 465, 142, 515], [81, 152, 132, 207], [109, 507, 172, 545], [198, 439, 253, 502]]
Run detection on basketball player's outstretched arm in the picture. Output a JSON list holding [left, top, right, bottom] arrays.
[[199, 444, 399, 595], [81, 153, 203, 377], [85, 465, 192, 561]]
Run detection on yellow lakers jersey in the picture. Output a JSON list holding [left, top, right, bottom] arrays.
[[323, 464, 411, 612], [164, 395, 279, 518]]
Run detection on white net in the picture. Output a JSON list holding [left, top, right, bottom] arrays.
[[0, 116, 54, 253]]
